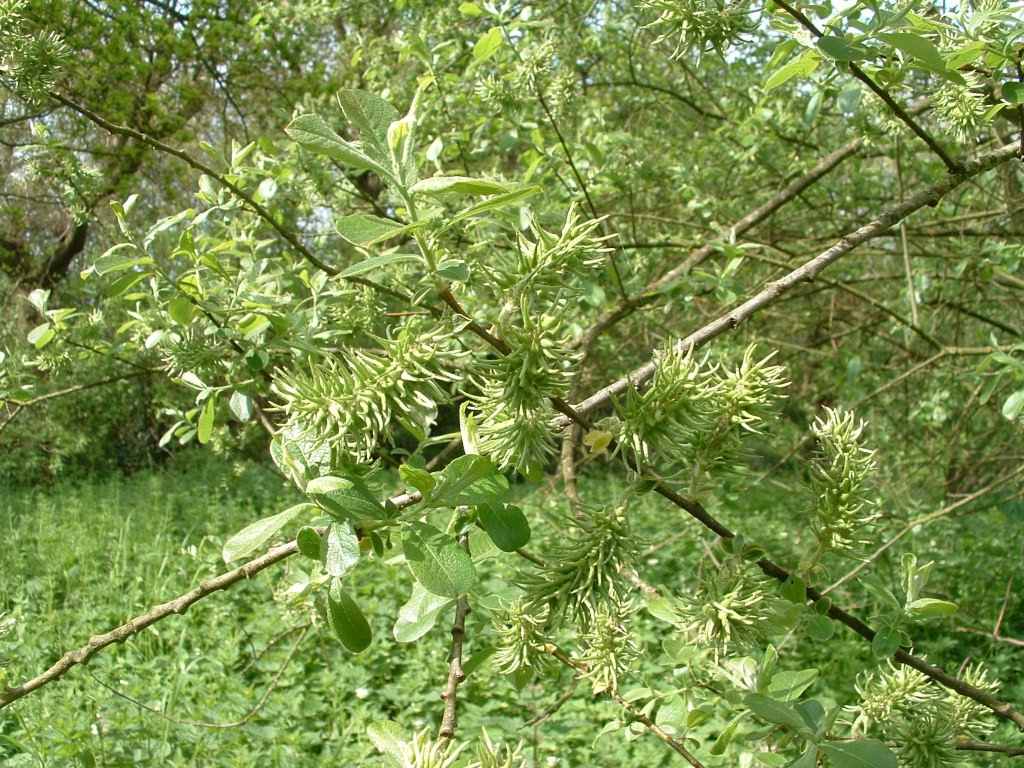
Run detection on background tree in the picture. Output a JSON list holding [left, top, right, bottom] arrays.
[[2, 0, 1023, 766]]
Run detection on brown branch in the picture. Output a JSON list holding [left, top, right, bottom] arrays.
[[771, 0, 960, 173], [86, 624, 309, 729], [47, 92, 409, 304], [0, 491, 424, 710], [573, 136, 864, 351], [545, 645, 707, 767], [563, 142, 1021, 424], [438, 535, 471, 741], [434, 149, 1024, 729], [0, 537, 302, 709], [956, 739, 1024, 757]]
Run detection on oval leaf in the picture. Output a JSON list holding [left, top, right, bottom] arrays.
[[478, 503, 530, 551], [197, 396, 216, 445], [326, 578, 372, 653], [325, 521, 360, 578], [820, 739, 897, 768], [744, 693, 809, 732], [402, 524, 476, 597], [222, 503, 315, 562], [410, 176, 513, 196], [393, 582, 455, 643], [296, 526, 324, 560]]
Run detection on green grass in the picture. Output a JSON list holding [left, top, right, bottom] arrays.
[[1, 455, 1022, 766]]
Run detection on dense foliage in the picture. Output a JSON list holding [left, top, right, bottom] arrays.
[[2, 0, 1024, 766]]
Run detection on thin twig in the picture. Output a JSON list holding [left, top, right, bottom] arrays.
[[0, 492, 423, 710], [87, 624, 309, 729], [563, 142, 1020, 424], [545, 645, 707, 767], [574, 137, 864, 351], [956, 739, 1024, 757], [438, 534, 471, 741], [771, 0, 960, 173], [822, 466, 1024, 596], [525, 678, 579, 727], [47, 92, 410, 304]]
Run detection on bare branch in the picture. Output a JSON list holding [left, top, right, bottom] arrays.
[[0, 491, 424, 710], [86, 624, 310, 729], [771, 0, 960, 173], [563, 142, 1021, 425], [574, 136, 864, 351], [545, 644, 707, 767], [439, 534, 471, 741]]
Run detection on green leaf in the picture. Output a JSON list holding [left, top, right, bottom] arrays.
[[336, 89, 399, 161], [335, 214, 418, 247], [222, 503, 315, 562], [239, 314, 270, 340], [878, 32, 944, 70], [296, 526, 324, 560], [367, 721, 409, 767], [394, 582, 455, 643], [449, 185, 540, 225], [436, 259, 469, 281], [228, 391, 253, 422], [286, 113, 390, 177], [477, 503, 530, 551], [338, 253, 422, 278], [744, 694, 809, 732], [781, 575, 807, 604], [820, 739, 897, 768], [906, 597, 958, 618], [425, 454, 508, 508], [94, 244, 152, 276], [27, 323, 55, 349], [786, 745, 818, 768], [806, 613, 835, 641], [871, 626, 901, 658], [767, 669, 819, 701], [306, 475, 384, 520], [796, 699, 825, 731], [1002, 389, 1024, 421], [168, 295, 194, 325], [817, 35, 868, 62], [325, 521, 360, 578], [197, 396, 216, 444], [409, 176, 513, 196], [655, 694, 687, 729], [403, 523, 477, 597], [1004, 82, 1024, 104], [325, 578, 372, 653], [473, 27, 503, 62], [710, 712, 747, 755], [399, 464, 435, 495], [646, 596, 680, 624], [764, 50, 820, 91], [459, 2, 482, 15]]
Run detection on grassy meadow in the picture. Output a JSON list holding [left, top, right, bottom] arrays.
[[1, 455, 1022, 766]]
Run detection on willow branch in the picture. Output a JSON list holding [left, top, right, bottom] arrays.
[[0, 490, 424, 710], [545, 645, 707, 767], [822, 466, 1024, 596], [87, 624, 309, 729], [956, 740, 1024, 757], [0, 369, 152, 438], [771, 0, 959, 173], [563, 142, 1021, 425], [573, 137, 864, 352], [438, 535, 471, 741], [47, 92, 408, 303], [434, 148, 1024, 729]]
